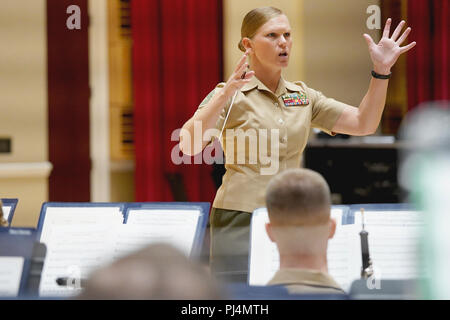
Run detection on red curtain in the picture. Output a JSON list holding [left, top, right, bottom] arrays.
[[407, 0, 450, 110], [132, 0, 223, 203], [47, 0, 90, 201]]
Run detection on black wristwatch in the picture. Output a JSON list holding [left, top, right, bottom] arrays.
[[371, 70, 392, 79]]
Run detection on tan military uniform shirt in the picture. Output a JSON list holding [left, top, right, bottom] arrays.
[[196, 76, 350, 213], [267, 268, 345, 295]]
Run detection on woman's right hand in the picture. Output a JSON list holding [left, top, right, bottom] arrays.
[[224, 49, 255, 95]]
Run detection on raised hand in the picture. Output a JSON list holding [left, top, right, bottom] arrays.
[[224, 49, 255, 95], [363, 18, 416, 75]]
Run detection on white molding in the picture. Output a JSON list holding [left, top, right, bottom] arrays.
[[88, 0, 110, 201], [0, 162, 53, 178]]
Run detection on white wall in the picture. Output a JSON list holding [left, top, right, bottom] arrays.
[[0, 0, 49, 227]]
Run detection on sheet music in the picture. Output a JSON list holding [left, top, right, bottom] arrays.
[[39, 208, 201, 297], [38, 207, 123, 296], [248, 208, 277, 286], [2, 206, 11, 222], [248, 208, 348, 287], [327, 223, 360, 292], [39, 224, 117, 297], [354, 210, 424, 228], [124, 209, 200, 256], [249, 208, 427, 292], [354, 210, 426, 280], [126, 209, 200, 226], [110, 224, 195, 261], [39, 207, 123, 243], [0, 257, 24, 297]]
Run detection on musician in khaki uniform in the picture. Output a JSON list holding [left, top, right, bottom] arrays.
[[180, 7, 415, 280], [265, 168, 345, 295]]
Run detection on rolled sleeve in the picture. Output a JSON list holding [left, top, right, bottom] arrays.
[[307, 87, 348, 136], [194, 82, 230, 142]]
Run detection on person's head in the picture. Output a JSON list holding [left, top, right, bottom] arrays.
[[239, 7, 292, 71], [265, 168, 336, 256], [78, 243, 224, 300]]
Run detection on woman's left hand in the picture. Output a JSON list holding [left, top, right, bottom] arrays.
[[363, 18, 416, 75]]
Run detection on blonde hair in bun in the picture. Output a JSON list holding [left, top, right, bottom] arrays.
[[238, 7, 284, 52]]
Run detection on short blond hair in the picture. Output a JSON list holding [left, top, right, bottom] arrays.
[[265, 168, 331, 226], [238, 7, 284, 52], [78, 244, 223, 300]]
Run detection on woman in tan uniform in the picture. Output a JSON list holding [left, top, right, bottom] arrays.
[[180, 7, 415, 281]]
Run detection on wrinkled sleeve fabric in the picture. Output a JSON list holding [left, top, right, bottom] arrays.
[[296, 81, 349, 136], [194, 82, 230, 142]]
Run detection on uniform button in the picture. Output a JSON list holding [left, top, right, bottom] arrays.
[[274, 102, 279, 107], [280, 137, 286, 143], [278, 118, 284, 125]]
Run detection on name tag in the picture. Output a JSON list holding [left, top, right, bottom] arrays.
[[282, 92, 309, 106]]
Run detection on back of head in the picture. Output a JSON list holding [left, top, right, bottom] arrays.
[[265, 168, 333, 256], [78, 243, 224, 300], [238, 7, 284, 52], [266, 168, 331, 226]]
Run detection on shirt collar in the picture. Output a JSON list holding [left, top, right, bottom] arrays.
[[241, 76, 303, 97], [283, 78, 303, 93], [240, 75, 260, 92], [268, 268, 343, 291]]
